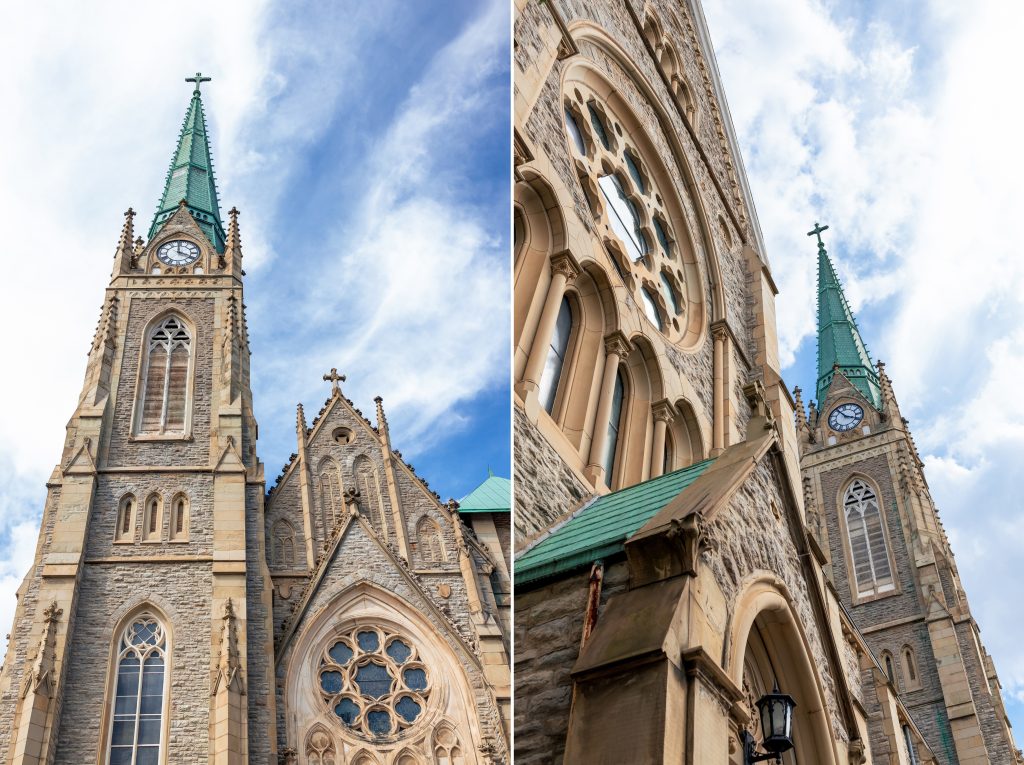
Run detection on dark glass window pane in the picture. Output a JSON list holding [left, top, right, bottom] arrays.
[[564, 108, 586, 155], [114, 695, 138, 716], [320, 670, 344, 695], [601, 372, 625, 480], [335, 697, 360, 725], [396, 695, 422, 723], [660, 273, 680, 315], [355, 662, 393, 698], [137, 717, 161, 745], [654, 217, 672, 256], [329, 641, 353, 666], [136, 746, 160, 765], [539, 298, 573, 414], [356, 631, 380, 652], [111, 720, 136, 747], [109, 747, 133, 765], [624, 150, 645, 193], [367, 709, 392, 736], [139, 693, 163, 716], [403, 667, 428, 691], [386, 639, 412, 665], [587, 103, 610, 149]]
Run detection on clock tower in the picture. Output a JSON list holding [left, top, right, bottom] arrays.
[[798, 228, 1018, 764]]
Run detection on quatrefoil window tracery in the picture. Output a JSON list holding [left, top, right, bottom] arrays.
[[317, 627, 430, 740]]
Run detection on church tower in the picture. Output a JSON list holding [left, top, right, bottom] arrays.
[[0, 74, 277, 763], [799, 227, 1020, 764]]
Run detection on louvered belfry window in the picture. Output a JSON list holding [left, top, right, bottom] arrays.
[[844, 480, 894, 597], [139, 316, 191, 434]]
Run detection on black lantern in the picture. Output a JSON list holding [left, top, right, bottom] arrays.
[[742, 681, 797, 764]]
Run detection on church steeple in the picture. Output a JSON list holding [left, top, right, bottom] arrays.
[[148, 73, 226, 252], [810, 223, 881, 410]]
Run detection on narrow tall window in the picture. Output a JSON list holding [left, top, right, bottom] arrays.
[[600, 371, 625, 484], [663, 432, 674, 475], [903, 725, 920, 765], [356, 458, 387, 540], [538, 297, 572, 414], [902, 645, 920, 690], [116, 495, 135, 542], [143, 495, 161, 542], [844, 480, 894, 597], [169, 495, 188, 542], [138, 316, 191, 435], [273, 519, 296, 569], [108, 615, 167, 765], [318, 463, 342, 534], [416, 517, 444, 566], [434, 727, 465, 765]]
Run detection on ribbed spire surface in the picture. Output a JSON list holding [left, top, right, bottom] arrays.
[[812, 226, 881, 409], [148, 74, 225, 251]]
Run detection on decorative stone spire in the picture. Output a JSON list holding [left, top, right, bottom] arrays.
[[223, 206, 241, 271], [811, 223, 881, 409], [876, 360, 902, 424], [113, 208, 136, 275], [374, 395, 392, 447], [296, 403, 308, 441], [149, 73, 226, 252]]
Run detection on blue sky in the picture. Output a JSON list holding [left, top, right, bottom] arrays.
[[0, 0, 508, 654], [705, 0, 1024, 741]]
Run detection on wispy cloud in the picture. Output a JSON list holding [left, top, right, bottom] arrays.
[[706, 0, 1024, 732]]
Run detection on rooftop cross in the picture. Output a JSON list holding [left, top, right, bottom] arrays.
[[185, 71, 212, 95], [807, 221, 830, 251], [323, 368, 346, 395]]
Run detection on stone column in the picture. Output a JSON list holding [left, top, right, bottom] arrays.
[[650, 399, 675, 478], [585, 332, 632, 487], [712, 323, 729, 456], [516, 250, 580, 420]]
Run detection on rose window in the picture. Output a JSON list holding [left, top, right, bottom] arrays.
[[562, 83, 697, 343], [317, 627, 430, 739]]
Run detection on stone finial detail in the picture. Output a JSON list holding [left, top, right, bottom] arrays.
[[793, 386, 807, 429], [213, 598, 245, 695], [23, 601, 62, 700], [116, 207, 137, 271], [876, 360, 900, 424], [323, 368, 345, 396], [807, 400, 818, 431], [223, 206, 241, 270], [374, 395, 390, 438], [344, 487, 361, 517], [296, 403, 307, 442]]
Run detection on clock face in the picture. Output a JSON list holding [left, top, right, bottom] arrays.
[[156, 240, 201, 266], [828, 403, 864, 432]]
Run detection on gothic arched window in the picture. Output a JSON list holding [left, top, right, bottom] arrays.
[[305, 726, 336, 765], [273, 519, 296, 569], [416, 517, 444, 566], [137, 315, 191, 435], [107, 615, 167, 765], [843, 480, 894, 598], [600, 370, 625, 484], [902, 645, 921, 690], [355, 457, 387, 540], [433, 725, 466, 765], [318, 461, 343, 535], [116, 494, 135, 542], [169, 493, 188, 542], [883, 651, 896, 684], [538, 297, 573, 414], [143, 494, 162, 542]]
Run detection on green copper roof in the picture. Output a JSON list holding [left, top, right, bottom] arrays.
[[515, 458, 714, 586], [458, 470, 510, 514], [149, 75, 225, 252], [813, 226, 881, 409]]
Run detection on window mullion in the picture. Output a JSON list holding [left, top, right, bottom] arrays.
[[160, 343, 172, 432], [133, 648, 144, 765]]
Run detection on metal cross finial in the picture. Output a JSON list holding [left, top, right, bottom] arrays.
[[323, 368, 346, 395], [186, 71, 212, 95], [807, 221, 829, 250]]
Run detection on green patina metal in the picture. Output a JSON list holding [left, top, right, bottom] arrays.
[[148, 73, 225, 252], [457, 469, 510, 514], [515, 458, 715, 586], [811, 223, 881, 409]]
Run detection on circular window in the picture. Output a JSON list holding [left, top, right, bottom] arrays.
[[317, 627, 429, 740], [332, 427, 354, 445]]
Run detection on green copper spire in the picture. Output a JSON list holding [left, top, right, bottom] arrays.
[[811, 223, 881, 409], [148, 73, 225, 252]]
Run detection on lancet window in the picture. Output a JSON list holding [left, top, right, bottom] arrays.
[[843, 480, 894, 598], [107, 615, 167, 765], [142, 495, 161, 542], [538, 297, 572, 414], [600, 370, 625, 483], [433, 726, 465, 765], [137, 315, 191, 435], [355, 457, 387, 539], [416, 517, 445, 566], [116, 495, 136, 542], [273, 519, 296, 569], [318, 462, 343, 535], [169, 494, 188, 541]]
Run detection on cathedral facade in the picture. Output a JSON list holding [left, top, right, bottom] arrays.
[[512, 0, 1018, 763], [0, 79, 510, 765]]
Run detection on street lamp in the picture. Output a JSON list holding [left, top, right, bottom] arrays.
[[741, 681, 797, 764]]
